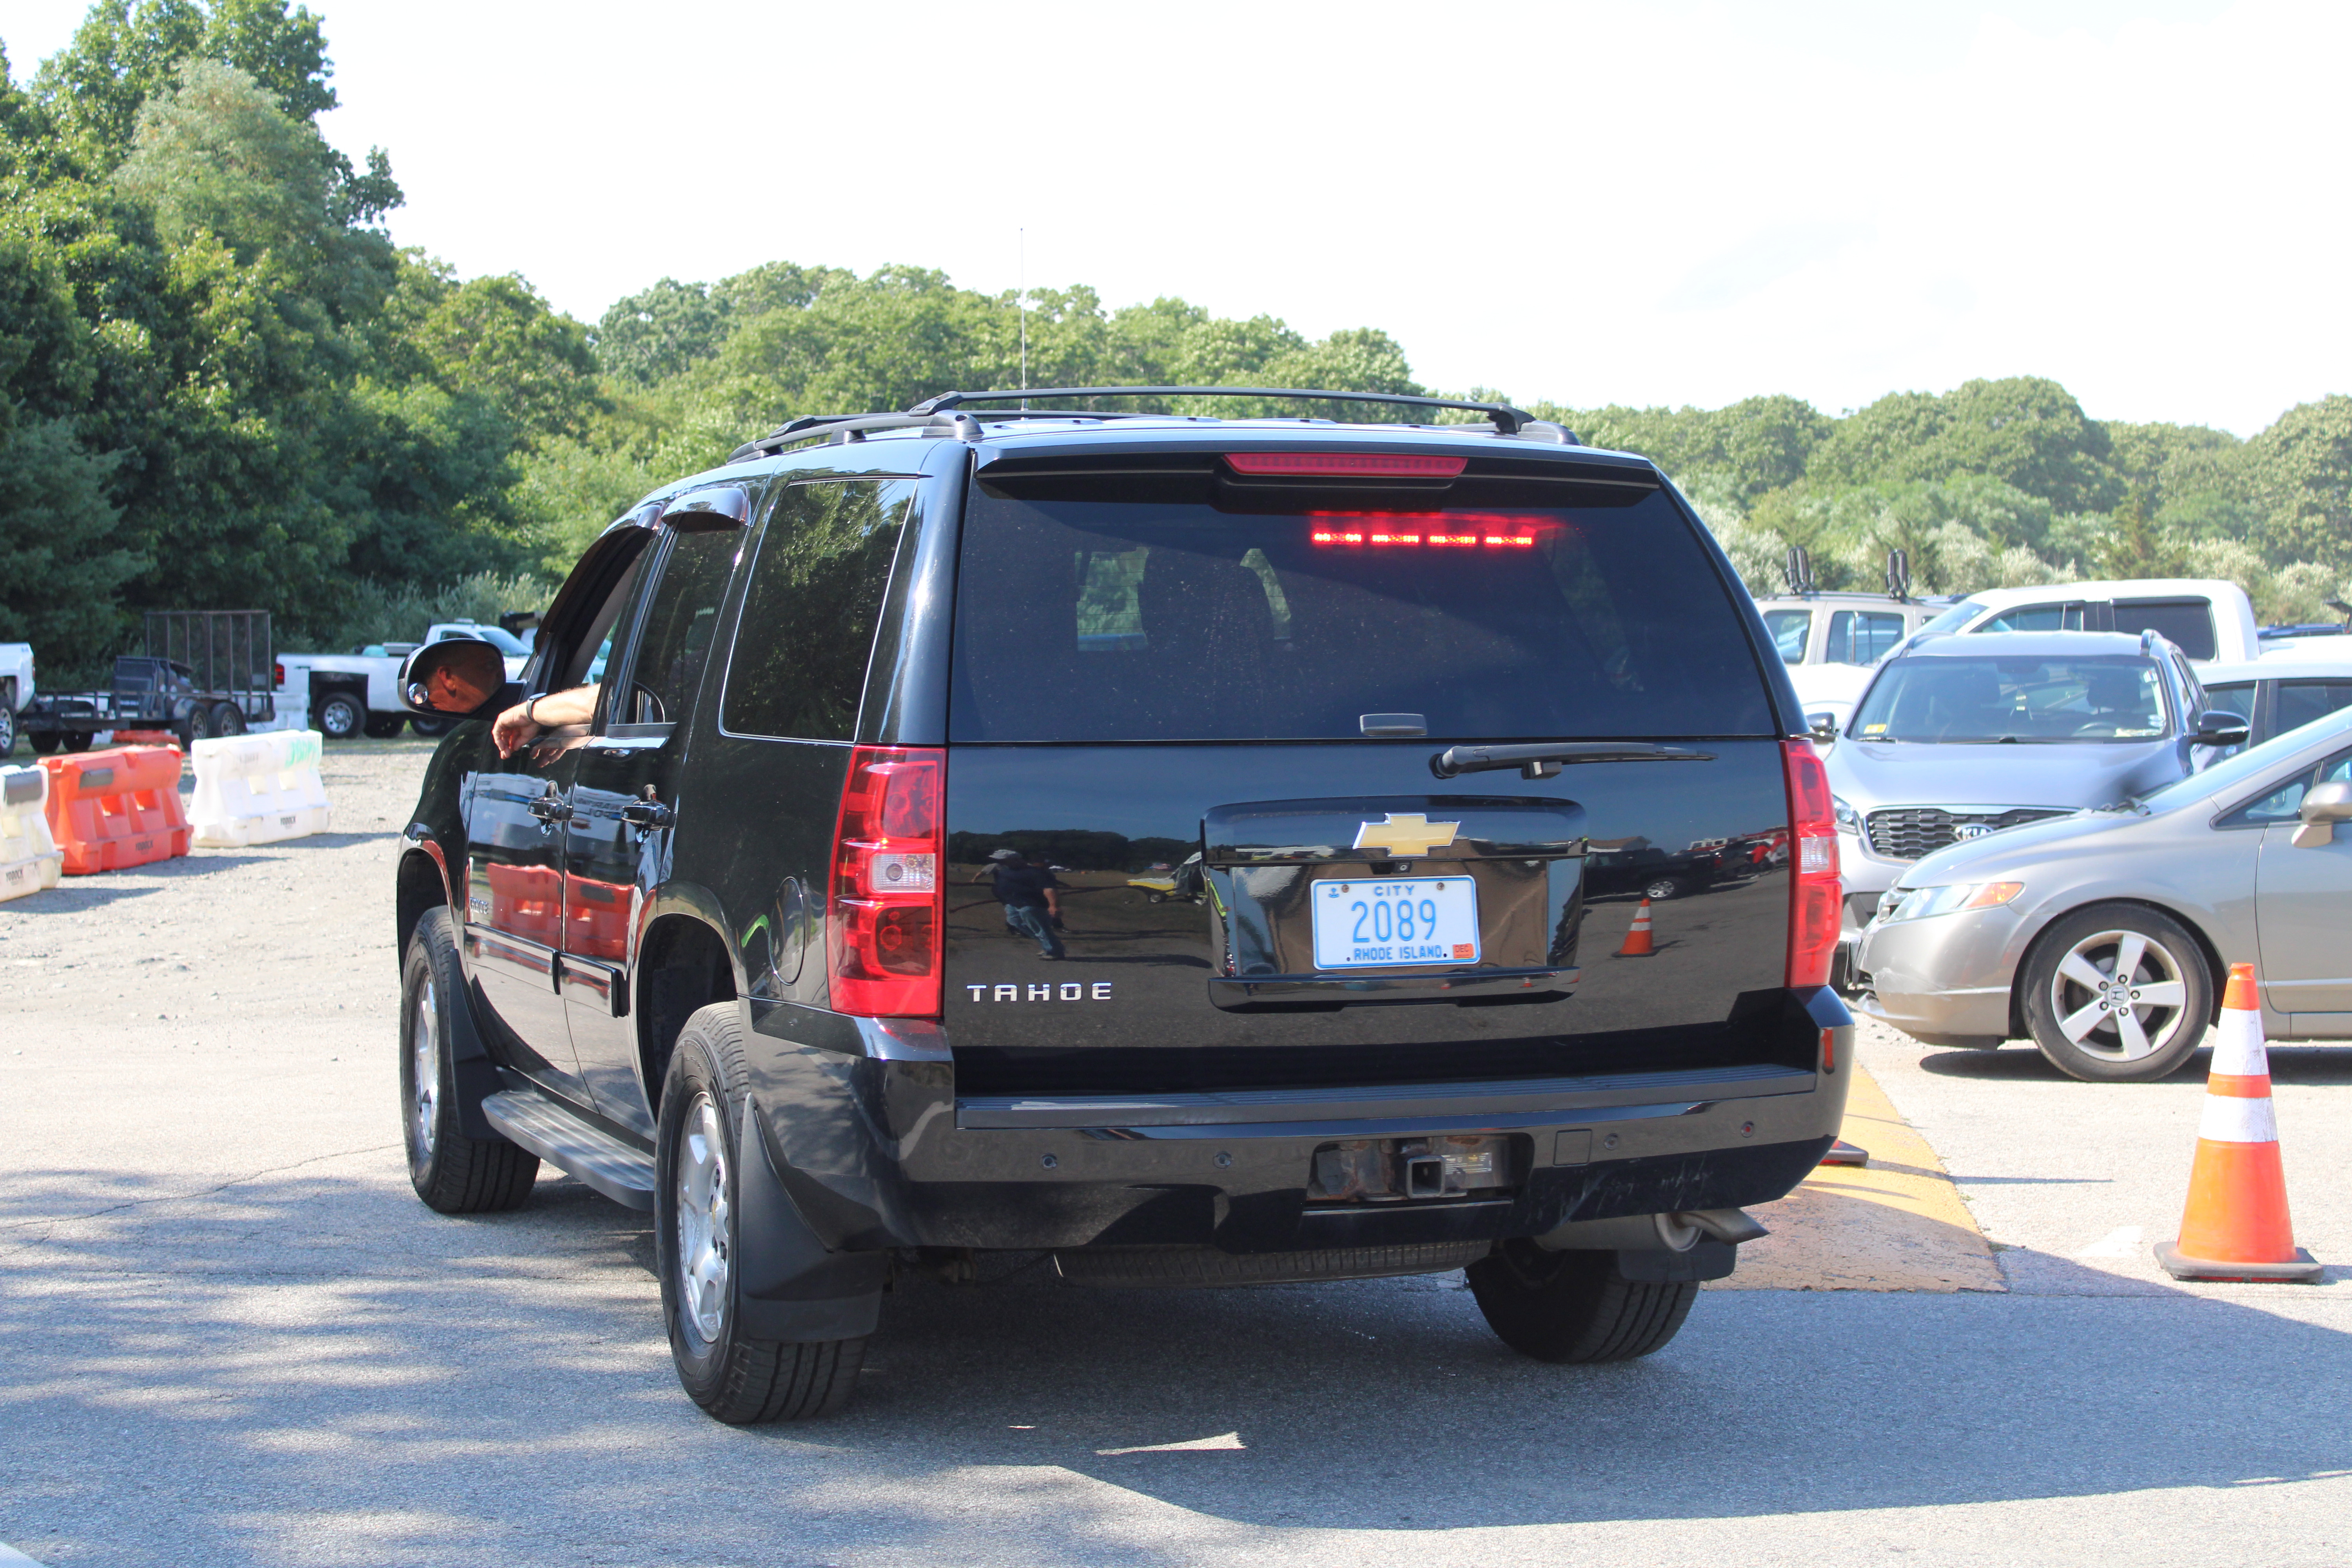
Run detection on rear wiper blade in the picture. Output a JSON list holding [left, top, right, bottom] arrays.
[[1430, 741, 1716, 781]]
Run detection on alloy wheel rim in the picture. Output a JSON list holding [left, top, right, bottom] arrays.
[[412, 976, 438, 1154], [673, 1094, 731, 1350], [2048, 928, 2190, 1062]]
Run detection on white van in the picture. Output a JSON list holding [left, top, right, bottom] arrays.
[[1753, 591, 1953, 728]]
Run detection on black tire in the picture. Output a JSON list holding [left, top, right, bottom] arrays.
[[0, 703, 13, 757], [29, 731, 60, 755], [400, 907, 540, 1212], [363, 713, 407, 739], [183, 703, 214, 746], [1644, 876, 1681, 902], [315, 690, 365, 740], [656, 1003, 867, 1423], [2020, 903, 2212, 1083], [407, 713, 454, 738], [210, 702, 247, 737], [1466, 1240, 1699, 1363], [63, 731, 92, 753]]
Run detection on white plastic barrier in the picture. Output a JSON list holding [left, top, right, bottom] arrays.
[[189, 729, 333, 848], [0, 763, 62, 902]]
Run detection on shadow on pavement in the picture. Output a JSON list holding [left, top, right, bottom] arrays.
[[4, 1161, 2351, 1565], [1920, 1041, 2352, 1087]]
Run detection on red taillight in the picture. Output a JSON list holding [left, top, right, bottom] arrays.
[[828, 745, 944, 1018], [273, 661, 285, 687], [1783, 738, 1841, 989], [1308, 511, 1544, 548], [1226, 452, 1466, 479]]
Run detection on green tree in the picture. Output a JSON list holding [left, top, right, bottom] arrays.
[[1809, 377, 2123, 514]]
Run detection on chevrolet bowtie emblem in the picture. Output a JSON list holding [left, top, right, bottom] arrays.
[[1352, 813, 1460, 857]]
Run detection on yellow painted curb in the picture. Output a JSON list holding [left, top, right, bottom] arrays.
[[1710, 1063, 2005, 1292]]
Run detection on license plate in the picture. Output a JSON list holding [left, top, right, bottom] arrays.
[[1311, 876, 1480, 969]]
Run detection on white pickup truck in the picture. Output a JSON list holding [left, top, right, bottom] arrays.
[[275, 622, 528, 740], [0, 642, 31, 755]]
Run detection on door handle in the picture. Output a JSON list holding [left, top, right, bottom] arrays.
[[620, 801, 673, 829], [526, 790, 568, 823]]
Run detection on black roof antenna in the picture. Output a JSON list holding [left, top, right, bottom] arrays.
[[1783, 545, 1816, 597]]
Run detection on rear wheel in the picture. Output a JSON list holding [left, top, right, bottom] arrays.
[[2021, 903, 2211, 1083], [407, 713, 454, 738], [363, 713, 407, 738], [29, 731, 60, 755], [177, 704, 214, 750], [0, 703, 13, 757], [657, 1004, 867, 1423], [63, 731, 92, 753], [315, 691, 365, 740], [1644, 876, 1681, 902], [401, 907, 539, 1212], [1466, 1240, 1699, 1363], [210, 702, 247, 737]]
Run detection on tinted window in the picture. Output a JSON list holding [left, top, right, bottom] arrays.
[[1852, 655, 2167, 743], [616, 530, 739, 728], [1763, 609, 1811, 664], [949, 475, 1773, 742], [1979, 602, 2084, 633], [2276, 680, 2352, 738], [1826, 610, 1905, 665], [722, 478, 915, 741], [2115, 598, 2218, 661], [2221, 748, 2352, 827]]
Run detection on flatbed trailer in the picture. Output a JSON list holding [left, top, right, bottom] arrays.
[[21, 611, 275, 753]]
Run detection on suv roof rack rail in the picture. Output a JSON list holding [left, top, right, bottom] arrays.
[[909, 386, 1551, 437], [728, 388, 1577, 466]]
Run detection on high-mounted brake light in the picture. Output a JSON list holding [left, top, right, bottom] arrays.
[[1783, 738, 1841, 989], [828, 745, 945, 1018], [1226, 452, 1467, 479], [1309, 511, 1543, 548]]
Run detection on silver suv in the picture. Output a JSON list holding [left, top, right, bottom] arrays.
[[1823, 630, 2246, 981]]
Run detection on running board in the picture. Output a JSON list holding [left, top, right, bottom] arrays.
[[481, 1088, 656, 1210]]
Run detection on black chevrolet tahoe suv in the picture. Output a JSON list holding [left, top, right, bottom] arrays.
[[392, 387, 1851, 1423]]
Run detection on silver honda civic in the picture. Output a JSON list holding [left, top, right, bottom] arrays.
[[1852, 704, 2352, 1081], [1822, 630, 2243, 982]]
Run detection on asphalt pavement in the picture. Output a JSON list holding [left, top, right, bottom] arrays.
[[3, 740, 2350, 1566]]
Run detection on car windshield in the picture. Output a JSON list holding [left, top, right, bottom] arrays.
[[2137, 703, 2352, 813], [1849, 654, 2169, 743], [1916, 599, 1984, 635]]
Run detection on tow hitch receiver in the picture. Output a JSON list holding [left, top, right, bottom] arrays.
[[1310, 1134, 1517, 1203]]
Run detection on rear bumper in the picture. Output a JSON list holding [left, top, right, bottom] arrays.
[[744, 990, 1852, 1256]]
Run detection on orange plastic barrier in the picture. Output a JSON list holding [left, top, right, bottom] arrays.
[[484, 861, 564, 947], [40, 746, 192, 874]]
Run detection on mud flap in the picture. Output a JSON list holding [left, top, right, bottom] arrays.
[[734, 1102, 887, 1343]]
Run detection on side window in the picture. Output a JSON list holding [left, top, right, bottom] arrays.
[[612, 530, 741, 730], [2115, 599, 2218, 661], [545, 540, 653, 694], [722, 478, 917, 741], [1980, 602, 2082, 633], [1826, 610, 1904, 665], [2221, 748, 2352, 827], [2276, 680, 2352, 738], [1763, 609, 1811, 664]]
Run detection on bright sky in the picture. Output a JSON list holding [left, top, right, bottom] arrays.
[[8, 0, 2345, 435]]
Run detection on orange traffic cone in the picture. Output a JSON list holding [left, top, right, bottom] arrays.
[[1615, 898, 1655, 958], [2156, 963, 2321, 1282]]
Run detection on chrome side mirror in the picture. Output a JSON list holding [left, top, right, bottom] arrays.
[[2192, 710, 2250, 748], [2291, 780, 2352, 848], [398, 639, 509, 718]]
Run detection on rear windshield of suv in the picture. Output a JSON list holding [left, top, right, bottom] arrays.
[[948, 464, 1774, 742]]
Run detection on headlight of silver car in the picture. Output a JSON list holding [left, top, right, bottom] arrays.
[[1882, 880, 2025, 922], [1833, 794, 1861, 834]]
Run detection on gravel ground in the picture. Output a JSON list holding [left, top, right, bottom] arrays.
[[4, 741, 2350, 1567]]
